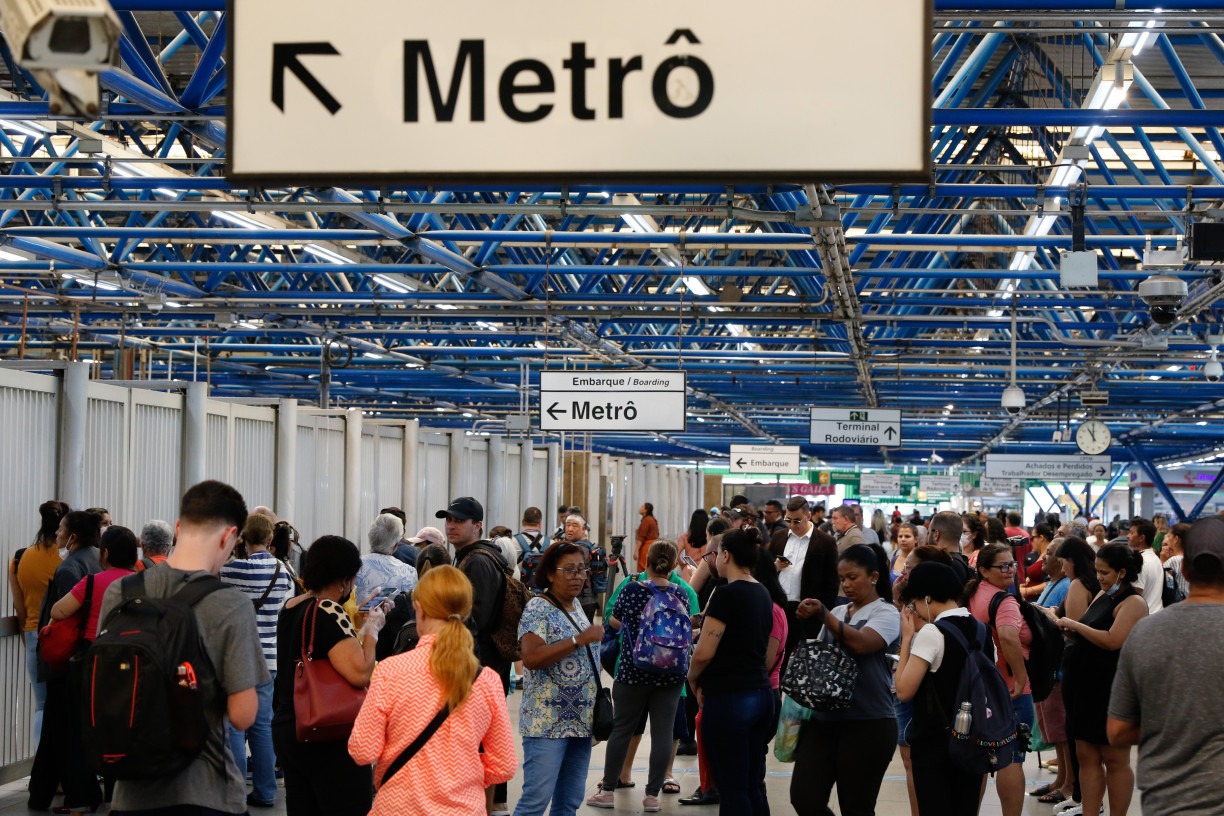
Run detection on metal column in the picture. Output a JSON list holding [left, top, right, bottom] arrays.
[[275, 398, 297, 523], [344, 408, 362, 546], [487, 434, 505, 530], [449, 432, 466, 500], [519, 439, 534, 520], [57, 361, 88, 509], [401, 419, 419, 530], [181, 380, 207, 496], [546, 441, 561, 535]]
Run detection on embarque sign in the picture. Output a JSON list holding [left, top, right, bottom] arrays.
[[539, 371, 686, 432], [228, 0, 930, 182]]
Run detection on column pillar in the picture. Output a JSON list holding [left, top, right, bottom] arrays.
[[57, 361, 88, 509], [487, 435, 506, 528], [344, 408, 362, 546], [275, 398, 297, 522], [181, 380, 207, 495], [402, 419, 419, 530]]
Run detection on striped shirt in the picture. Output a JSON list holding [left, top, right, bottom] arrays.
[[220, 551, 295, 670]]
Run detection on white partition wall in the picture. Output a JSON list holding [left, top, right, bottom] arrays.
[[83, 382, 130, 516], [127, 388, 183, 528], [358, 423, 406, 530], [230, 408, 276, 510], [294, 412, 346, 549], [0, 369, 59, 775], [421, 432, 451, 531]]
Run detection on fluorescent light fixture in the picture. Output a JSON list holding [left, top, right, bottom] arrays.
[[303, 244, 355, 264], [0, 119, 49, 139], [682, 276, 712, 296], [370, 273, 412, 294], [0, 248, 25, 261], [1166, 364, 1182, 371], [61, 271, 120, 291], [363, 352, 384, 359], [435, 304, 458, 310], [476, 321, 501, 330], [462, 412, 473, 418], [212, 211, 270, 230], [621, 213, 655, 233]]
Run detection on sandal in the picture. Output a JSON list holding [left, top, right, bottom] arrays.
[[1039, 791, 1069, 804], [662, 778, 681, 794], [1028, 783, 1056, 798]]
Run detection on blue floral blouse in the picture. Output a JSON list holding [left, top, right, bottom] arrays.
[[517, 595, 596, 738]]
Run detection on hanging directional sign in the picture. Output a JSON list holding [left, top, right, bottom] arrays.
[[539, 371, 686, 431], [919, 475, 959, 494], [809, 408, 902, 447], [860, 473, 902, 495], [227, 0, 929, 183], [985, 454, 1111, 482], [980, 477, 1023, 494], [729, 445, 801, 475]]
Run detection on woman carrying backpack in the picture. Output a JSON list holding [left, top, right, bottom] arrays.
[[587, 539, 690, 813], [790, 544, 899, 816], [895, 562, 993, 816], [963, 543, 1033, 816]]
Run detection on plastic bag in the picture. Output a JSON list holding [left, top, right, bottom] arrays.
[[773, 694, 813, 763]]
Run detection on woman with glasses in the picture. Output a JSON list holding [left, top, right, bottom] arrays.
[[588, 540, 690, 813], [964, 543, 1033, 816], [511, 543, 603, 816]]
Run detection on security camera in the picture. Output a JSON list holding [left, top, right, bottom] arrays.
[[1002, 384, 1026, 415], [0, 0, 119, 70], [1138, 275, 1188, 325], [1207, 347, 1223, 383]]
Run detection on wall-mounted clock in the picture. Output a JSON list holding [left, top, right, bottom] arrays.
[[1075, 419, 1111, 455]]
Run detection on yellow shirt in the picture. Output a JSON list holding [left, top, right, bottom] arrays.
[[14, 544, 62, 631]]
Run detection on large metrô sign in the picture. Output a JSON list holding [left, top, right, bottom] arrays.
[[227, 0, 930, 183], [539, 370, 686, 432]]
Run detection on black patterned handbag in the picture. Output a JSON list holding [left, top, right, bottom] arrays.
[[780, 622, 858, 712]]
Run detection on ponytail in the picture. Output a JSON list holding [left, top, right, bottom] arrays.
[[415, 565, 481, 711]]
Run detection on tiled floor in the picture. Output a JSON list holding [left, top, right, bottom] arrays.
[[2, 702, 1142, 816]]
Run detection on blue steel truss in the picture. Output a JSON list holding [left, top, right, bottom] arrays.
[[0, 0, 1220, 488]]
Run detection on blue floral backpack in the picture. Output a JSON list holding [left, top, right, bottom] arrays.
[[630, 583, 693, 677]]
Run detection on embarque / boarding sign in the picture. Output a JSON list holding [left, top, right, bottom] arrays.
[[809, 408, 902, 447], [539, 371, 686, 432], [729, 445, 801, 475], [227, 0, 930, 182]]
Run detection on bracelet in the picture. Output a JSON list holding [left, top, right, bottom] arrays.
[[571, 635, 579, 649]]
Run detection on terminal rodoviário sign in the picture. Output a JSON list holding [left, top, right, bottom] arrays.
[[227, 0, 929, 181], [539, 370, 685, 432], [809, 408, 902, 447]]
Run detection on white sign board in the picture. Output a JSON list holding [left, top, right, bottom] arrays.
[[729, 445, 801, 475], [860, 473, 901, 496], [985, 454, 1112, 482], [919, 475, 959, 494], [980, 477, 1022, 494], [809, 408, 902, 447], [539, 370, 685, 431], [227, 0, 929, 182]]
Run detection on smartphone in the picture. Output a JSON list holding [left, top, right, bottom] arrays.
[[680, 553, 698, 568], [777, 556, 791, 565], [359, 587, 397, 611]]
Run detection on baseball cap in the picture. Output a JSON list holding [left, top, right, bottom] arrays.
[[1184, 516, 1224, 569], [406, 526, 445, 546], [726, 506, 753, 520], [436, 496, 484, 522]]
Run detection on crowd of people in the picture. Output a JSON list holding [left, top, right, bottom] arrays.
[[8, 487, 1224, 816]]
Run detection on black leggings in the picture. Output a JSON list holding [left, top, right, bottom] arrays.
[[273, 725, 372, 816], [791, 718, 898, 816], [910, 738, 983, 816]]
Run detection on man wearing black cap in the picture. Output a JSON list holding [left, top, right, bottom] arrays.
[[437, 496, 512, 815], [1107, 516, 1224, 816]]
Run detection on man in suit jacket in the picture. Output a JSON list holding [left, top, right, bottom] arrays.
[[830, 504, 866, 552], [770, 497, 839, 650]]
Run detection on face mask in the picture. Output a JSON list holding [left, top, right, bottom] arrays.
[[340, 584, 354, 606], [1106, 582, 1121, 596], [960, 533, 972, 548]]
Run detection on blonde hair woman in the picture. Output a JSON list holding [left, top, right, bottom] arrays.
[[349, 565, 516, 815]]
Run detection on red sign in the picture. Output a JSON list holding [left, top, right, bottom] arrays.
[[784, 483, 836, 497]]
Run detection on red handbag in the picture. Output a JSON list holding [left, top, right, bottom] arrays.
[[292, 598, 367, 743], [38, 574, 94, 672]]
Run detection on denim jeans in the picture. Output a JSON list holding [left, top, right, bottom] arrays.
[[24, 630, 46, 744], [701, 686, 773, 816], [514, 736, 592, 816], [227, 672, 277, 802]]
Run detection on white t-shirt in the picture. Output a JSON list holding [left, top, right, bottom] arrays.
[[908, 607, 972, 672], [1134, 547, 1165, 614], [779, 526, 813, 602]]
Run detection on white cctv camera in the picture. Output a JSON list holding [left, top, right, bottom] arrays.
[[1138, 274, 1188, 326], [1206, 350, 1222, 384], [0, 0, 120, 70], [1002, 384, 1026, 415]]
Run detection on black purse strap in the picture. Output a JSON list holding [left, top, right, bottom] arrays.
[[253, 559, 283, 610], [380, 664, 482, 787], [544, 592, 604, 694]]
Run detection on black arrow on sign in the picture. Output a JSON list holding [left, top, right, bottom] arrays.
[[272, 43, 342, 114], [546, 402, 567, 421], [1097, 466, 1107, 477], [736, 458, 747, 468], [884, 426, 898, 440]]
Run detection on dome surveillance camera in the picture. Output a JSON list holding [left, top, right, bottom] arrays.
[[1206, 357, 1223, 384], [1138, 275, 1188, 325], [1002, 384, 1026, 415]]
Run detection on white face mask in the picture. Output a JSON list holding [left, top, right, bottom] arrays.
[[960, 533, 972, 548]]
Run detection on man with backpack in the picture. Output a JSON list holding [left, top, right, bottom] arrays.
[[93, 480, 267, 815], [516, 506, 547, 591]]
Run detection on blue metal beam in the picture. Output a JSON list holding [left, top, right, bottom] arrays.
[[1125, 443, 1189, 522], [1061, 483, 1084, 515], [1187, 468, 1224, 520]]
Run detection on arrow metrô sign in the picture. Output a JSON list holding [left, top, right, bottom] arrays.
[[809, 408, 902, 447], [227, 0, 929, 183], [539, 370, 686, 432], [729, 444, 801, 475], [984, 454, 1111, 482]]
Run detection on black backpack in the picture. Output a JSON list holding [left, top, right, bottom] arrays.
[[987, 590, 1064, 703], [1161, 566, 1186, 607], [516, 532, 545, 589], [81, 572, 225, 779], [937, 618, 1019, 777]]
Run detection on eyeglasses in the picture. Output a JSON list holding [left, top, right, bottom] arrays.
[[557, 566, 590, 576], [988, 562, 1018, 572]]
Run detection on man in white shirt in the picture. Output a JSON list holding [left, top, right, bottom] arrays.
[[769, 496, 839, 655], [1128, 517, 1164, 614], [774, 500, 813, 602]]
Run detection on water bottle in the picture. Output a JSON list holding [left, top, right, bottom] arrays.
[[954, 701, 972, 735]]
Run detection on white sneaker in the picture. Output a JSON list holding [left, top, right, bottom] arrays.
[[1053, 801, 1079, 815]]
